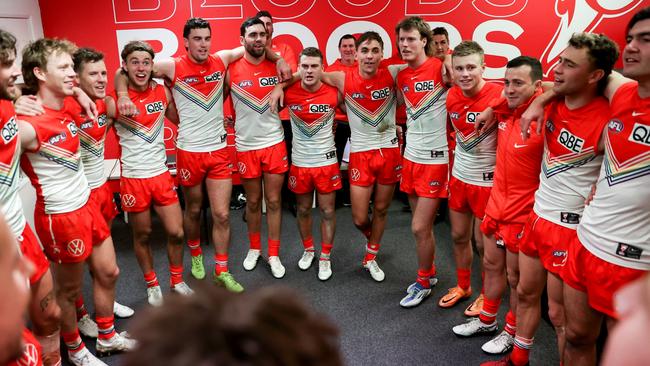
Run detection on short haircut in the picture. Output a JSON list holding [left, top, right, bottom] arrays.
[[21, 38, 76, 93], [395, 16, 434, 57], [432, 27, 449, 41], [452, 40, 485, 64], [568, 32, 619, 92], [73, 47, 104, 73], [255, 10, 272, 20], [338, 34, 356, 48], [121, 285, 343, 366], [506, 56, 543, 82], [300, 47, 323, 62], [0, 29, 16, 67], [183, 17, 211, 39], [240, 17, 265, 37], [120, 40, 154, 62], [627, 6, 650, 32], [356, 31, 384, 50]]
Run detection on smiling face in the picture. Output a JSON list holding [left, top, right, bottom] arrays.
[[123, 50, 153, 91], [0, 50, 20, 100], [623, 18, 650, 82], [77, 59, 107, 100], [504, 65, 539, 109], [552, 46, 598, 97], [241, 23, 267, 59], [38, 51, 77, 97], [452, 53, 484, 96], [185, 27, 211, 63], [339, 38, 356, 64]]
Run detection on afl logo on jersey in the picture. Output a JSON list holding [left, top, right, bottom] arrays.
[[259, 76, 279, 87], [80, 121, 94, 130], [48, 132, 67, 145], [183, 77, 199, 84], [145, 101, 164, 114], [450, 112, 460, 120], [309, 104, 330, 113], [1, 116, 18, 144], [239, 80, 253, 88], [289, 104, 302, 111], [205, 71, 222, 83], [608, 119, 623, 133], [402, 85, 410, 93], [351, 93, 365, 100], [371, 87, 390, 100], [414, 80, 435, 92]]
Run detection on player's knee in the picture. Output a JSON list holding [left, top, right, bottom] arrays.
[[98, 264, 120, 287], [352, 215, 368, 230], [32, 300, 61, 333], [565, 320, 598, 346], [168, 227, 184, 245], [547, 301, 565, 329], [296, 204, 311, 219], [451, 230, 469, 244], [373, 205, 389, 218], [506, 267, 520, 290], [57, 282, 81, 305], [265, 197, 281, 212], [246, 196, 262, 211], [134, 227, 152, 244], [516, 282, 539, 305], [411, 222, 431, 241], [184, 204, 202, 222], [482, 254, 502, 273], [212, 209, 229, 227], [320, 205, 335, 221]]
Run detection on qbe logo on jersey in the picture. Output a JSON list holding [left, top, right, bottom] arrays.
[[259, 76, 279, 87], [414, 80, 436, 92], [371, 87, 390, 101], [309, 104, 330, 114], [1, 116, 18, 144], [630, 123, 650, 147], [466, 111, 481, 124], [145, 101, 164, 114], [558, 128, 584, 153]]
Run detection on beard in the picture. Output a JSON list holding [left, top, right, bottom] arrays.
[[245, 42, 265, 58]]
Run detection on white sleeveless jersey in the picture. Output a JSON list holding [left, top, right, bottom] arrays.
[[578, 83, 650, 270], [533, 98, 609, 229], [172, 54, 227, 152], [114, 84, 169, 179], [228, 58, 284, 152], [344, 68, 398, 152]]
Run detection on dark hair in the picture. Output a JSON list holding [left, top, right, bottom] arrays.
[[338, 34, 356, 48], [240, 17, 266, 37], [183, 17, 211, 39], [568, 32, 619, 92], [0, 29, 16, 67], [356, 31, 384, 50], [22, 38, 76, 93], [121, 285, 343, 366], [627, 6, 650, 32], [73, 47, 104, 73], [506, 56, 543, 82], [299, 47, 323, 62], [395, 16, 434, 57], [120, 40, 154, 62], [432, 27, 449, 41], [452, 40, 485, 64], [255, 10, 272, 20]]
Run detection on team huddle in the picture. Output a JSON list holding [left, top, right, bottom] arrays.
[[0, 6, 648, 366]]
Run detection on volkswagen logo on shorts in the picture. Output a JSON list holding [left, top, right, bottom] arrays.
[[18, 342, 39, 366], [238, 162, 246, 174], [350, 168, 361, 182], [67, 239, 85, 258], [288, 175, 297, 188], [179, 168, 191, 181], [122, 194, 136, 208]]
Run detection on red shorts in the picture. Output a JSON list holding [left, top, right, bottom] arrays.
[[448, 176, 491, 219], [34, 201, 110, 264], [120, 171, 179, 213], [519, 212, 573, 276], [18, 224, 49, 284], [348, 147, 402, 187], [7, 328, 42, 366], [236, 142, 289, 179], [90, 182, 119, 223], [176, 148, 233, 187], [563, 235, 646, 319], [288, 164, 342, 194], [480, 214, 525, 253], [400, 159, 448, 199]]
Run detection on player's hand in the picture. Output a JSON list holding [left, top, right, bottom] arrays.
[[475, 107, 495, 135], [117, 94, 138, 117], [269, 85, 284, 114], [520, 99, 544, 140], [276, 58, 292, 82], [223, 115, 234, 129], [13, 95, 44, 116], [584, 184, 596, 206]]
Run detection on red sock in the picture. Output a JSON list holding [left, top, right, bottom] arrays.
[[479, 296, 501, 324], [268, 239, 280, 257], [302, 237, 315, 251], [75, 295, 87, 320], [62, 329, 84, 354], [214, 253, 228, 275], [320, 243, 333, 260], [481, 271, 485, 295], [416, 268, 432, 288], [144, 271, 159, 288], [169, 264, 183, 286], [364, 242, 380, 262], [187, 239, 202, 257], [457, 268, 471, 290], [249, 232, 261, 250], [505, 310, 517, 335], [511, 336, 533, 366], [96, 315, 116, 340], [430, 263, 437, 277]]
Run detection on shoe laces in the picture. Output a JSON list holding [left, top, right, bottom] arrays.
[[319, 260, 331, 270], [366, 260, 380, 272]]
